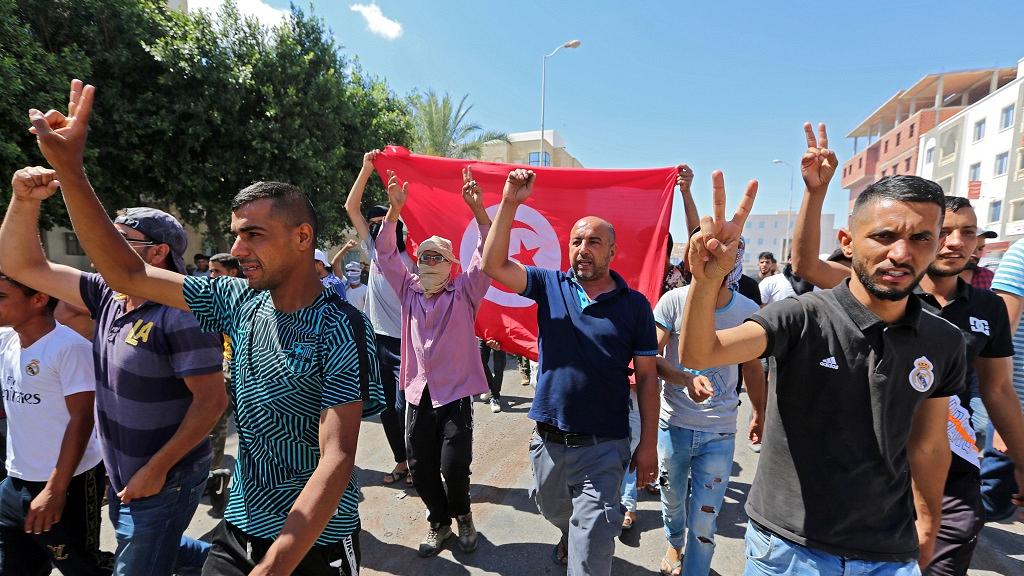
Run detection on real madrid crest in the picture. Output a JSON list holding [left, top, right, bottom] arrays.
[[25, 359, 40, 376], [908, 356, 934, 392]]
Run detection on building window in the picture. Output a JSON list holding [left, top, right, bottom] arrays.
[[1000, 105, 1015, 130], [759, 221, 764, 229], [995, 151, 1009, 176], [882, 169, 887, 177], [858, 157, 863, 168], [990, 200, 1002, 223], [528, 152, 551, 167], [892, 164, 898, 175], [64, 232, 84, 256], [904, 158, 911, 172], [969, 162, 981, 181], [939, 131, 959, 162], [909, 124, 915, 138], [896, 133, 901, 146], [1012, 199, 1024, 222], [925, 146, 934, 163], [973, 119, 986, 141], [883, 140, 889, 153]]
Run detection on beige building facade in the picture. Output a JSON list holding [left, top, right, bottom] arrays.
[[481, 130, 583, 168]]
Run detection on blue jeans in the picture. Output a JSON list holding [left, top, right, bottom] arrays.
[[658, 422, 735, 576], [621, 390, 642, 513], [743, 522, 920, 576], [109, 462, 211, 576]]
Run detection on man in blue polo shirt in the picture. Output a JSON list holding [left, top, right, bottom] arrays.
[[483, 169, 659, 576]]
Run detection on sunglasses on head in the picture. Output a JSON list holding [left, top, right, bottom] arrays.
[[119, 232, 157, 246]]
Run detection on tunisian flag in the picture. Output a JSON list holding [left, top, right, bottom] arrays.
[[373, 145, 675, 361]]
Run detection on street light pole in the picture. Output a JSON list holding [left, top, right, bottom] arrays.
[[772, 159, 795, 261], [539, 40, 581, 167]]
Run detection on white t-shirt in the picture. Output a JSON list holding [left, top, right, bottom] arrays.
[[362, 236, 414, 338], [654, 286, 760, 433], [0, 324, 103, 481], [346, 283, 369, 312], [759, 274, 797, 305]]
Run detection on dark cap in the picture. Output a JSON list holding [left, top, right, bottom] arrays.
[[366, 205, 389, 220], [979, 228, 998, 239], [114, 207, 188, 274], [826, 248, 850, 263]]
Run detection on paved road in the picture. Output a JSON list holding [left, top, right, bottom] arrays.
[[76, 368, 1021, 575]]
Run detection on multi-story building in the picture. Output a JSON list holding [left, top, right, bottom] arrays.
[[917, 58, 1024, 253], [739, 211, 838, 275], [841, 66, 1019, 211], [480, 130, 584, 168]]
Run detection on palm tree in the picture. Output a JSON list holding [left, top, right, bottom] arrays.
[[411, 90, 508, 158]]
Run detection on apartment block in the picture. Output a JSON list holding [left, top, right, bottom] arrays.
[[481, 130, 583, 168]]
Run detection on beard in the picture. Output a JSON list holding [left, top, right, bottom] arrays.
[[853, 256, 925, 302], [572, 258, 609, 281], [927, 256, 968, 278]]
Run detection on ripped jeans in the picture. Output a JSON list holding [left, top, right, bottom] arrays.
[[658, 421, 735, 576]]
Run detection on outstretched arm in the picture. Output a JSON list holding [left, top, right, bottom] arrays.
[[791, 122, 847, 289], [679, 171, 768, 369], [344, 150, 379, 242], [331, 239, 359, 276], [27, 79, 187, 310], [481, 169, 535, 294], [677, 164, 700, 233], [375, 171, 413, 295], [460, 167, 495, 300], [0, 168, 86, 309]]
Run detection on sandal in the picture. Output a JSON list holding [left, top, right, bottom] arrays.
[[551, 535, 568, 566], [383, 466, 410, 485], [659, 555, 682, 576]]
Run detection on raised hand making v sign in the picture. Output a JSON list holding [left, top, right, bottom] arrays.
[[791, 122, 849, 290], [687, 170, 759, 284]]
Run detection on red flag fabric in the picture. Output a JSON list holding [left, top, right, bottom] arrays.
[[373, 146, 676, 361]]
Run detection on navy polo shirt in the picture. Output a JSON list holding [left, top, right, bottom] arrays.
[[522, 267, 658, 438]]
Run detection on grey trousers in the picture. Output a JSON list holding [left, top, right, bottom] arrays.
[[529, 430, 631, 576]]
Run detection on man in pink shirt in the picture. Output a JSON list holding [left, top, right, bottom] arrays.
[[376, 167, 493, 558]]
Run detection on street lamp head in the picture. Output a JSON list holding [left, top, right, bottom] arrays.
[[564, 39, 582, 49], [772, 159, 783, 164]]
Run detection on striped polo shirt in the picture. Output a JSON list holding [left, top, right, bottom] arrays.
[[183, 275, 384, 544], [991, 239, 1024, 405], [80, 273, 223, 492]]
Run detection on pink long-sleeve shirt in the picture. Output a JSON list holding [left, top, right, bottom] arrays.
[[376, 219, 492, 407]]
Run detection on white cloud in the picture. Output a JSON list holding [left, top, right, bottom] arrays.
[[189, 0, 289, 29], [350, 3, 403, 40]]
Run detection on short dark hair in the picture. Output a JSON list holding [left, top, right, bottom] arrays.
[[758, 252, 776, 262], [232, 181, 318, 241], [209, 253, 243, 275], [193, 253, 209, 263], [944, 195, 973, 214], [0, 273, 58, 314], [852, 176, 945, 221]]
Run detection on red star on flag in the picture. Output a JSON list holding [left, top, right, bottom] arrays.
[[511, 240, 541, 266]]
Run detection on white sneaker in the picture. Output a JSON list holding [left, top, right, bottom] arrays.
[[489, 397, 501, 413], [479, 392, 491, 402]]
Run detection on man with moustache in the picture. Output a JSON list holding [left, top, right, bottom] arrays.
[[913, 196, 1024, 575], [681, 140, 964, 575], [482, 169, 659, 576]]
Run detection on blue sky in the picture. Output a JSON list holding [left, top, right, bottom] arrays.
[[201, 0, 1022, 237]]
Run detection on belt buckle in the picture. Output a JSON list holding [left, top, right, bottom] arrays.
[[565, 433, 588, 448]]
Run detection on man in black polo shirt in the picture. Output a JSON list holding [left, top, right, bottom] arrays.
[[681, 170, 965, 575], [914, 196, 1024, 576], [482, 169, 659, 576]]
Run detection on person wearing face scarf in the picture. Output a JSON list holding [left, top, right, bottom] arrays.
[[649, 230, 765, 576], [343, 261, 368, 311], [375, 166, 493, 559]]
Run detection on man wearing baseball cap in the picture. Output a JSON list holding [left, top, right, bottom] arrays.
[[343, 261, 368, 312], [314, 249, 347, 300], [0, 181, 226, 575]]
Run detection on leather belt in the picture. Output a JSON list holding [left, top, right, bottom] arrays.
[[536, 422, 607, 448]]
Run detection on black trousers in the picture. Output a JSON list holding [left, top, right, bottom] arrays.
[[375, 334, 407, 464], [0, 463, 112, 576], [924, 469, 984, 576], [479, 340, 507, 398], [202, 520, 359, 576], [406, 386, 474, 526]]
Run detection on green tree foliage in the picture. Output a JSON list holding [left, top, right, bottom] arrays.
[[1, 0, 413, 249], [411, 90, 507, 159]]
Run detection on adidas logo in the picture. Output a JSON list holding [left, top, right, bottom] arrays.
[[819, 356, 839, 370]]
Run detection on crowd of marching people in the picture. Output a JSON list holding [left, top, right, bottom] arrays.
[[0, 78, 1021, 576]]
